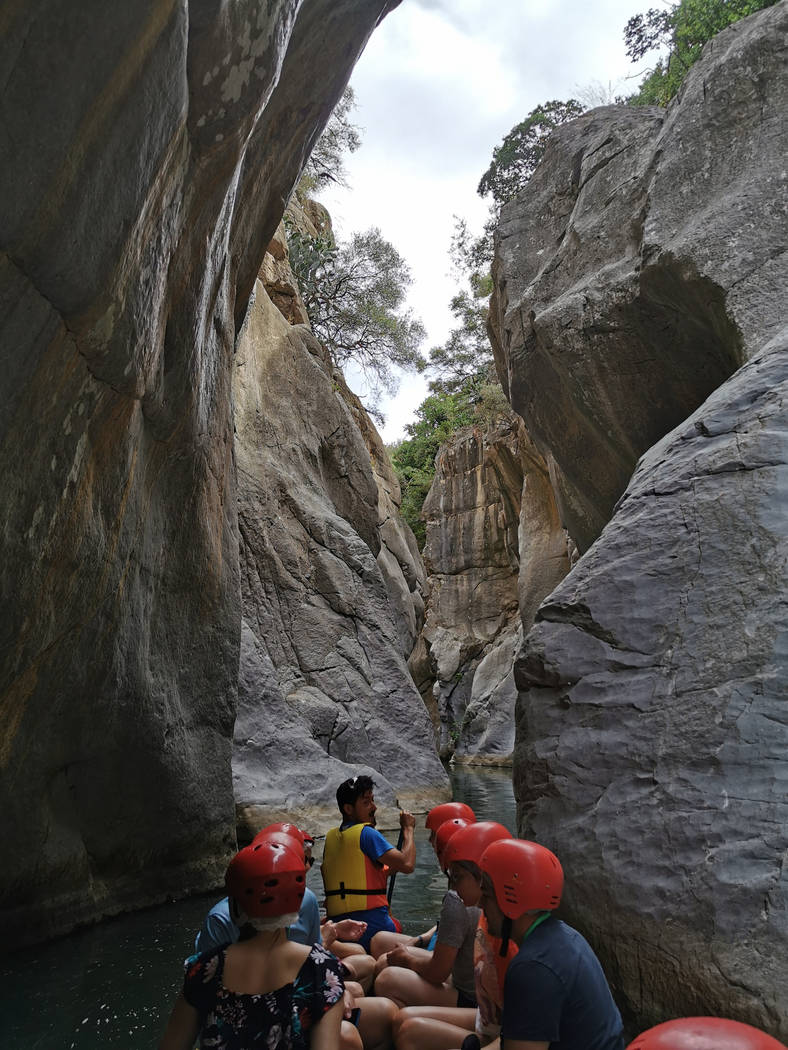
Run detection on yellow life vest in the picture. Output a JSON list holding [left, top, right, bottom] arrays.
[[321, 822, 390, 917]]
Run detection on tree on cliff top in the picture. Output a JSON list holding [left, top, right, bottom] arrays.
[[477, 99, 586, 209], [625, 0, 778, 104], [288, 225, 426, 412]]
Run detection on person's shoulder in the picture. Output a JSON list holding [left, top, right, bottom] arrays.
[[360, 824, 392, 853], [302, 886, 319, 909], [185, 947, 225, 983]]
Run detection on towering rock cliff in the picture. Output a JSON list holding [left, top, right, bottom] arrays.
[[414, 414, 570, 763], [0, 0, 403, 948], [493, 4, 787, 1035], [232, 214, 445, 838]]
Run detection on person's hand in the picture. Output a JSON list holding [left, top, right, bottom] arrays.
[[399, 810, 416, 830], [342, 988, 355, 1020], [387, 944, 411, 968], [332, 918, 367, 943], [321, 920, 338, 948]]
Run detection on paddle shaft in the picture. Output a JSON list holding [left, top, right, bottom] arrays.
[[387, 824, 405, 905]]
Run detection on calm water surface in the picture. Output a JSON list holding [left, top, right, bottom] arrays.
[[0, 766, 515, 1049]]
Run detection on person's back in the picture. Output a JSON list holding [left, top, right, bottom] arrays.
[[160, 836, 344, 1050], [502, 916, 623, 1050]]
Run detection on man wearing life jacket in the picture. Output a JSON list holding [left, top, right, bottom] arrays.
[[322, 774, 416, 952]]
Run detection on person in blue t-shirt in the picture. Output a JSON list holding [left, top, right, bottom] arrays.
[[478, 838, 624, 1050], [321, 775, 416, 952]]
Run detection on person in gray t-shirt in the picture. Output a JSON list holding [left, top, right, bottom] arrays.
[[373, 815, 482, 1009]]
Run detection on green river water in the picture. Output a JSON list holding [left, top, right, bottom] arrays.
[[0, 766, 516, 1049]]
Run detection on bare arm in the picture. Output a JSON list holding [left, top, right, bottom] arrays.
[[158, 993, 200, 1050], [502, 1042, 548, 1050], [379, 811, 416, 874], [310, 998, 344, 1050], [387, 940, 458, 985]]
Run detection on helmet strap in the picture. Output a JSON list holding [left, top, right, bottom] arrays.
[[499, 915, 512, 957]]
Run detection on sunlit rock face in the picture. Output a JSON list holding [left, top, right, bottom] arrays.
[[506, 4, 788, 1037], [417, 417, 569, 763], [233, 279, 447, 837], [0, 0, 400, 948]]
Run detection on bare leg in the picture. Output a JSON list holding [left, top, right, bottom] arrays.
[[356, 996, 399, 1050], [374, 967, 459, 1009], [340, 1019, 364, 1050], [342, 952, 376, 993], [395, 1014, 476, 1050]]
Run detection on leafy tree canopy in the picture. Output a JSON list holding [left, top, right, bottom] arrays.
[[298, 87, 361, 195], [626, 0, 777, 105], [477, 99, 585, 208], [287, 224, 426, 413]]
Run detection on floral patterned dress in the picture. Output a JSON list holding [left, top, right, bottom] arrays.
[[182, 942, 344, 1049]]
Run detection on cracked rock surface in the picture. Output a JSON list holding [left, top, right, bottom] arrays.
[[0, 0, 400, 948], [233, 279, 447, 838], [490, 3, 786, 554], [505, 5, 787, 1035], [415, 416, 569, 762]]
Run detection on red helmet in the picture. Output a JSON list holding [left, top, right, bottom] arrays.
[[627, 1018, 788, 1050], [435, 818, 473, 869], [479, 838, 563, 917], [257, 821, 308, 844], [425, 802, 476, 832], [442, 821, 512, 870], [225, 837, 306, 918]]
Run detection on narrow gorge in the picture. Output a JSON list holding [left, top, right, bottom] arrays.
[[0, 0, 785, 1041]]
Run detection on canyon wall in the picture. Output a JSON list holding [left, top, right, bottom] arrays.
[[495, 4, 787, 1035], [0, 0, 401, 948], [414, 415, 570, 764], [233, 219, 446, 838]]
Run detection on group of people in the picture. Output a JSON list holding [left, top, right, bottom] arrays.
[[159, 774, 786, 1050]]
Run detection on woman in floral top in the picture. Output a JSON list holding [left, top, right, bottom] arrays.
[[159, 836, 344, 1050]]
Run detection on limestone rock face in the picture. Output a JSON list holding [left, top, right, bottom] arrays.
[[0, 0, 400, 948], [419, 418, 569, 762], [515, 333, 788, 1037], [507, 5, 788, 1037], [490, 3, 787, 553], [233, 279, 447, 839]]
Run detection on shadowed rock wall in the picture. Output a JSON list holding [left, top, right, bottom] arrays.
[[416, 417, 570, 763], [0, 0, 400, 948], [503, 4, 787, 1035]]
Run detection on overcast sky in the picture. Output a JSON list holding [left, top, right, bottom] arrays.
[[320, 0, 654, 442]]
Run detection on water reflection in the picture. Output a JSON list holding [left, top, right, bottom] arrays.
[[0, 766, 514, 1050]]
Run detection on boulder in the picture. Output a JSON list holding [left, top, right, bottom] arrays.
[[233, 278, 448, 839], [490, 2, 787, 552], [0, 0, 400, 948], [515, 331, 788, 1037], [506, 6, 788, 1034]]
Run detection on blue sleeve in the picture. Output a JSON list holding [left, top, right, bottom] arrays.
[[194, 898, 239, 954], [359, 825, 395, 860], [501, 957, 565, 1043], [288, 888, 322, 946]]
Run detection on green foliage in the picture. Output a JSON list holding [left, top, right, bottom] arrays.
[[477, 99, 585, 207], [427, 289, 494, 396], [626, 0, 777, 105], [298, 87, 361, 196], [390, 387, 478, 547], [287, 224, 426, 409]]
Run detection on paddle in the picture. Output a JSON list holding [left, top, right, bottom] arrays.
[[387, 803, 405, 905]]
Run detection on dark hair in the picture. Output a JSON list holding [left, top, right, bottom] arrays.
[[336, 775, 374, 816]]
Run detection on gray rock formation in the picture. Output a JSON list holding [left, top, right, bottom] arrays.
[[417, 417, 570, 762], [506, 4, 788, 1037], [0, 0, 400, 948], [233, 276, 447, 840], [516, 332, 788, 1037], [490, 4, 787, 553]]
